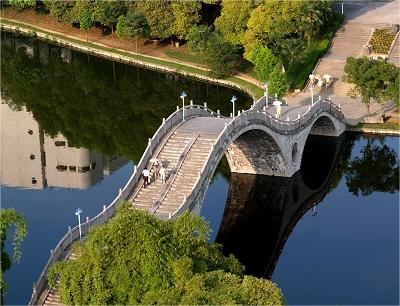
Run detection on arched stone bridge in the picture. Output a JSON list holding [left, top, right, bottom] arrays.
[[30, 96, 345, 305], [128, 96, 345, 219]]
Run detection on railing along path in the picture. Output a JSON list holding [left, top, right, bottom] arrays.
[[29, 95, 344, 305]]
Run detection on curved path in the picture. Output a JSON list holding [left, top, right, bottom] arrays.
[[31, 95, 345, 305]]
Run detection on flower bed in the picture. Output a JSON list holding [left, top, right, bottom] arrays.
[[369, 28, 396, 54]]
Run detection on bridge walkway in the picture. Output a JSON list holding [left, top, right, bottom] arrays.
[[130, 117, 230, 217]]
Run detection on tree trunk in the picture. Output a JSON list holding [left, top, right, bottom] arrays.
[[111, 25, 114, 36], [367, 98, 370, 117], [112, 61, 116, 83], [136, 39, 138, 54]]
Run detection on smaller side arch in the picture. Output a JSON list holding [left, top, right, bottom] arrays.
[[309, 114, 344, 137]]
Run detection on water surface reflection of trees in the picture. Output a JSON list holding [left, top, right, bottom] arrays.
[[1, 32, 251, 162]]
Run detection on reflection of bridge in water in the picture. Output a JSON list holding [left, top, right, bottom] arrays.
[[216, 134, 345, 278]]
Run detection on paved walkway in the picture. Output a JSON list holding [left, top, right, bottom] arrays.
[[285, 0, 399, 124]]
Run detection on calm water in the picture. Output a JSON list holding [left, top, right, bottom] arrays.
[[1, 32, 399, 305]]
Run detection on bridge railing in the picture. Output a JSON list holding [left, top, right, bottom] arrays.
[[28, 103, 223, 305], [170, 98, 344, 218]]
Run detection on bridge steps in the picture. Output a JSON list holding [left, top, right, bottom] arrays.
[[131, 132, 196, 210], [155, 136, 216, 215], [42, 251, 77, 305]]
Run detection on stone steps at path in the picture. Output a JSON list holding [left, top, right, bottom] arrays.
[[389, 34, 400, 66], [308, 22, 391, 96], [42, 251, 77, 306]]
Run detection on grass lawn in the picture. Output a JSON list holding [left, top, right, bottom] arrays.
[[164, 50, 207, 66]]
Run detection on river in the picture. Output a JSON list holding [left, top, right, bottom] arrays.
[[1, 32, 398, 305]]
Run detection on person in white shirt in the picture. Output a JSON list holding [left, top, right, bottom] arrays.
[[159, 166, 166, 184], [142, 167, 150, 188]]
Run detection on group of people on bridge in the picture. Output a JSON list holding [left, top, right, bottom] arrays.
[[142, 159, 167, 188]]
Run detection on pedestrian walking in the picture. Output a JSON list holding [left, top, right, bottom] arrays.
[[159, 165, 166, 184], [142, 167, 150, 188], [154, 159, 161, 178]]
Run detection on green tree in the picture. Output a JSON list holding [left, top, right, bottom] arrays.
[[42, 0, 75, 23], [385, 72, 400, 108], [136, 0, 174, 39], [188, 25, 215, 67], [171, 1, 202, 40], [345, 140, 399, 196], [206, 36, 241, 78], [301, 0, 333, 49], [122, 11, 151, 53], [79, 8, 92, 42], [48, 204, 284, 305], [0, 209, 27, 301], [248, 44, 280, 82], [269, 65, 288, 98], [242, 1, 304, 54], [279, 38, 305, 68], [343, 57, 400, 115], [214, 0, 256, 45], [4, 0, 35, 9], [116, 15, 128, 38], [92, 0, 127, 35]]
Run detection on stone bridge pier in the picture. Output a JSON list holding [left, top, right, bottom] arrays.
[[224, 113, 345, 177]]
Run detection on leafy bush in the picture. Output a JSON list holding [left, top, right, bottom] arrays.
[[48, 203, 285, 305], [369, 28, 395, 54]]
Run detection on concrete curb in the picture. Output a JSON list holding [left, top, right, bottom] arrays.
[[346, 126, 400, 136]]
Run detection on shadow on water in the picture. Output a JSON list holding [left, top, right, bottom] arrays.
[[215, 134, 346, 278]]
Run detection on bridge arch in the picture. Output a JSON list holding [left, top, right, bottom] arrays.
[[191, 108, 345, 212], [225, 128, 288, 177], [309, 114, 341, 137]]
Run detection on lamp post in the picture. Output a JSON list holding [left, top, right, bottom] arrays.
[[230, 95, 237, 118], [309, 74, 315, 106], [264, 81, 269, 108], [180, 91, 187, 122], [75, 207, 83, 240]]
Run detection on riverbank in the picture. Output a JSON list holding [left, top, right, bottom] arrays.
[[0, 17, 264, 100], [346, 123, 400, 136]]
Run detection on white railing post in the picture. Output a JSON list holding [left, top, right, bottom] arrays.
[[176, 105, 179, 111], [103, 205, 106, 212], [162, 117, 166, 124]]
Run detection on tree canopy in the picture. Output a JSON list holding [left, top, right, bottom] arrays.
[[248, 44, 280, 82], [48, 203, 285, 305], [0, 209, 27, 299], [4, 0, 35, 9], [214, 0, 256, 46], [343, 57, 400, 114]]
